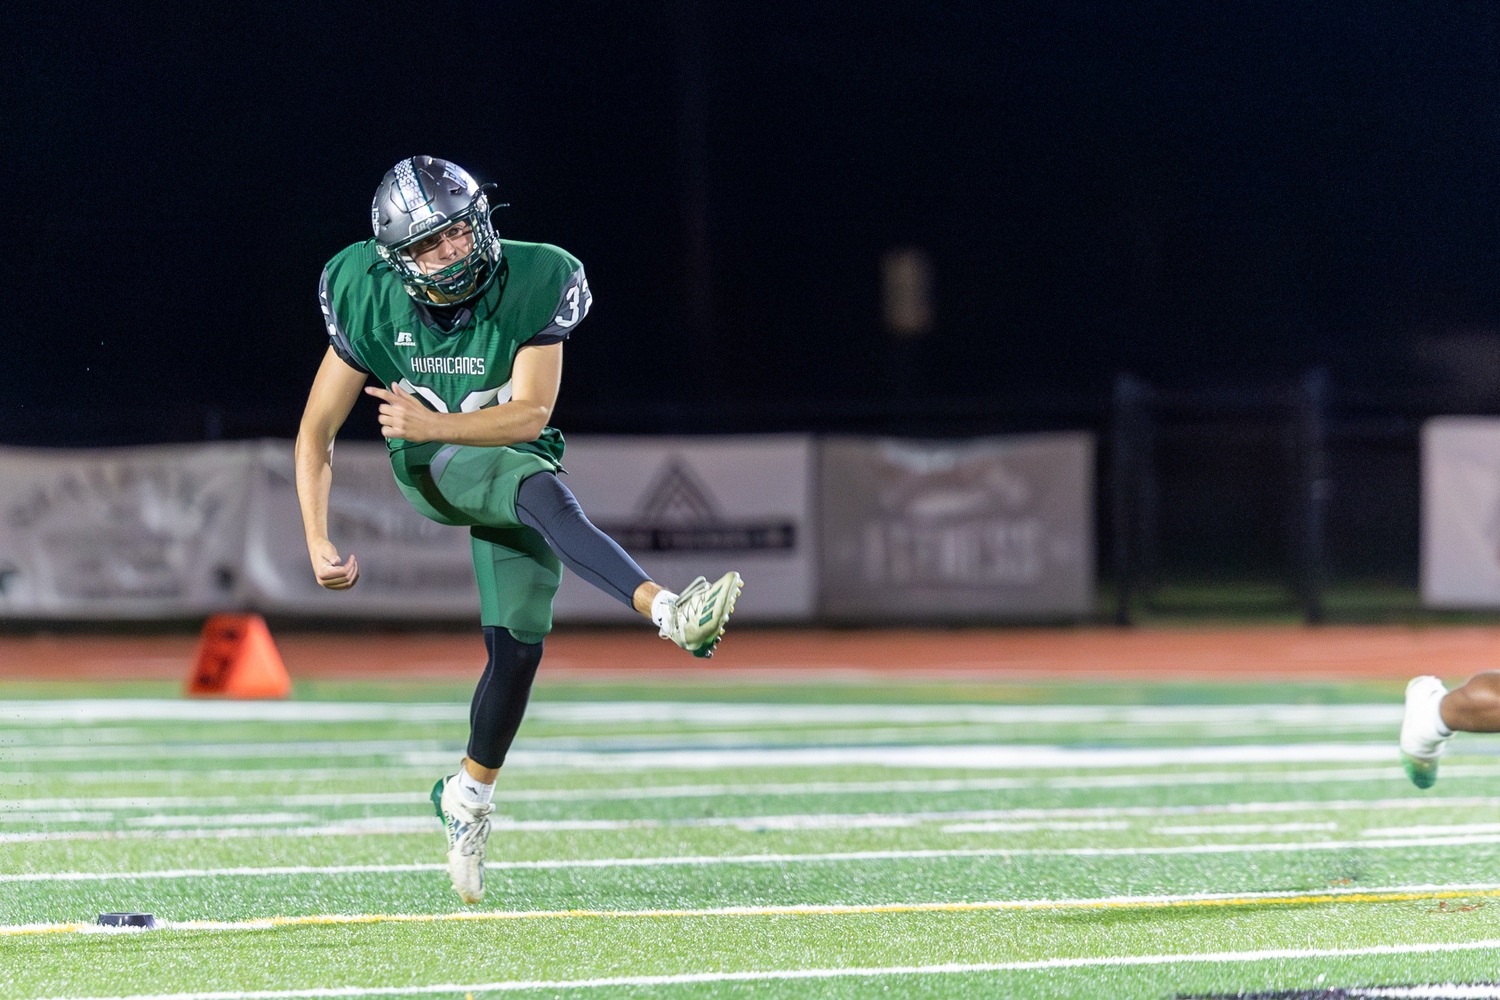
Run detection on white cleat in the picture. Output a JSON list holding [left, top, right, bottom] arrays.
[[430, 774, 492, 903], [1399, 675, 1450, 790], [659, 572, 742, 658]]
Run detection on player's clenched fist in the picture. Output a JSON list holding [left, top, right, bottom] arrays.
[[365, 383, 437, 443], [308, 538, 359, 591]]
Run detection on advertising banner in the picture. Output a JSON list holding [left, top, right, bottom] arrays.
[[1422, 417, 1500, 607], [0, 432, 1089, 622], [0, 443, 256, 618], [243, 441, 481, 618], [551, 436, 816, 621], [818, 433, 1095, 620]]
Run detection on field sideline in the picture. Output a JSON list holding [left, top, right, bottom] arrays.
[[6, 627, 1500, 999]]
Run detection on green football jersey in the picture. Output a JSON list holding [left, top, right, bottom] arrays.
[[318, 239, 590, 483]]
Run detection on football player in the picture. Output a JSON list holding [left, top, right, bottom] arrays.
[[1400, 672, 1500, 789], [295, 156, 742, 904]]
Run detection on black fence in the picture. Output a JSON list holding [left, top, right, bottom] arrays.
[[1108, 371, 1426, 625]]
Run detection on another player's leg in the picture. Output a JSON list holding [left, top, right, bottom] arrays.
[[432, 626, 544, 903], [1399, 676, 1450, 789], [1399, 671, 1500, 789], [514, 472, 742, 658]]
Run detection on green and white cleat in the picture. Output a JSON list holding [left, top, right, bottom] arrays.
[[1400, 749, 1439, 791], [431, 774, 492, 904], [660, 571, 743, 658], [1399, 675, 1450, 790]]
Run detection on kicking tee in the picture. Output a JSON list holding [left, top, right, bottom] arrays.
[[318, 239, 590, 486]]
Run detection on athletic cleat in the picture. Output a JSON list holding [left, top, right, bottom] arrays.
[[1399, 675, 1450, 790], [659, 571, 743, 658], [431, 774, 492, 903]]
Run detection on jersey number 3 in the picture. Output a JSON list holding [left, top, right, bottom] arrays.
[[554, 278, 589, 328]]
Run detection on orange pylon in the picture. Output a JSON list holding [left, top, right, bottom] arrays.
[[185, 613, 292, 699]]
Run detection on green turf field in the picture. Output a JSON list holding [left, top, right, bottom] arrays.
[[5, 671, 1500, 999]]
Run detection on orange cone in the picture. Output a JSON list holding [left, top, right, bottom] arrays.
[[185, 613, 292, 699]]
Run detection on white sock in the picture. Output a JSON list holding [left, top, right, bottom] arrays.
[[1432, 696, 1453, 738], [650, 589, 678, 629], [457, 768, 495, 806]]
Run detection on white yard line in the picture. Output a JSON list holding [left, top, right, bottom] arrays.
[[9, 792, 1500, 833], [56, 767, 441, 786], [1, 793, 432, 812], [0, 701, 471, 723], [854, 793, 1500, 822], [464, 834, 1500, 867], [5, 741, 1408, 769], [0, 864, 446, 884], [1044, 764, 1481, 789], [124, 814, 317, 829], [11, 791, 1500, 839], [501, 764, 1500, 796], [0, 699, 1408, 726], [0, 811, 100, 824], [1364, 822, 1500, 837], [941, 821, 1130, 833], [1151, 822, 1339, 835], [6, 741, 460, 763], [531, 702, 1408, 726], [499, 743, 1402, 770], [13, 826, 1500, 871], [23, 938, 1500, 999], [0, 818, 440, 844], [21, 764, 1500, 805]]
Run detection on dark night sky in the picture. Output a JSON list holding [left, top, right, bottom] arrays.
[[6, 3, 1500, 442]]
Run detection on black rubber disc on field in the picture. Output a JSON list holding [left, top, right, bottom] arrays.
[[98, 913, 157, 929]]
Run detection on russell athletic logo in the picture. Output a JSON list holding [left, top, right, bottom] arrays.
[[394, 331, 416, 346], [597, 459, 796, 553]]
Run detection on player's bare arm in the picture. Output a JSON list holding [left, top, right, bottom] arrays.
[[295, 347, 368, 590], [364, 341, 562, 447]]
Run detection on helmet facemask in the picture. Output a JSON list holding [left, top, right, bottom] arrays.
[[379, 194, 502, 304]]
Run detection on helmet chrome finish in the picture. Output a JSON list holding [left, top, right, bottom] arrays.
[[371, 156, 502, 304]]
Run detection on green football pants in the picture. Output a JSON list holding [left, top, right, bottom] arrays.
[[394, 444, 561, 644]]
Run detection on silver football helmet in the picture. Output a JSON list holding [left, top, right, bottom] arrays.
[[371, 156, 503, 304]]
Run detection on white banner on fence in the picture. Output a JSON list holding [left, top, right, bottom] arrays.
[[0, 443, 256, 618], [0, 437, 815, 622], [1422, 417, 1500, 607], [551, 436, 816, 622], [818, 433, 1095, 620], [243, 441, 481, 618], [0, 433, 1087, 623], [246, 436, 816, 623]]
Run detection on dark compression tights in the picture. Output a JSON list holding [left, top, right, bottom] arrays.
[[467, 626, 544, 769], [467, 473, 650, 770], [515, 471, 651, 608]]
